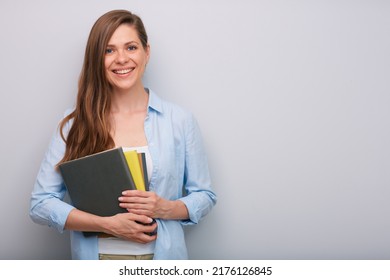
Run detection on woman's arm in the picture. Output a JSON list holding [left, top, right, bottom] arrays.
[[65, 208, 157, 243]]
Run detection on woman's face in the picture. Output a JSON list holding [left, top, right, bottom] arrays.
[[104, 24, 150, 93]]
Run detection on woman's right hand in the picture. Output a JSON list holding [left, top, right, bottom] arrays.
[[102, 213, 157, 243], [64, 209, 157, 243]]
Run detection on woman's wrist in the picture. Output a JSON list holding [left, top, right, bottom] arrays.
[[160, 199, 189, 220], [97, 215, 113, 233], [65, 208, 110, 233]]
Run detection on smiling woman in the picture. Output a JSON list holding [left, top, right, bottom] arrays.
[[104, 24, 150, 96], [29, 9, 217, 260]]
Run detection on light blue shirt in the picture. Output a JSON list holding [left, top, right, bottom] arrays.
[[30, 89, 217, 259]]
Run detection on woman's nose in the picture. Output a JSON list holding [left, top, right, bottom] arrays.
[[115, 50, 129, 64]]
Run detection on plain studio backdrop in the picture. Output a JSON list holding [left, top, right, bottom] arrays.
[[0, 0, 389, 260]]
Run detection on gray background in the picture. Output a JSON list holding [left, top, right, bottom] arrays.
[[0, 0, 389, 260]]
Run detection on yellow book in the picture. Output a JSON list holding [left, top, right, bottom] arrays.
[[123, 150, 146, 191]]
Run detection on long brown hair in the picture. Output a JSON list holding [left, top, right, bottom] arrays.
[[58, 10, 148, 165]]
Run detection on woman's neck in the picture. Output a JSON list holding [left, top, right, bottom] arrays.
[[110, 85, 148, 114]]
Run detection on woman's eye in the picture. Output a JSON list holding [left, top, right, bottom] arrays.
[[128, 45, 137, 51], [105, 48, 113, 54]]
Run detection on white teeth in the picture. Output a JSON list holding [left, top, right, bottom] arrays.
[[114, 68, 132, 74]]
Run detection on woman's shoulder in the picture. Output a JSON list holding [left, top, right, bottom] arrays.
[[148, 89, 194, 121]]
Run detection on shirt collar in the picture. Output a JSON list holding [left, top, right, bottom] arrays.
[[146, 88, 163, 114]]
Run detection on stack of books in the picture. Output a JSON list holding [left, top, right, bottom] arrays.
[[59, 147, 148, 218]]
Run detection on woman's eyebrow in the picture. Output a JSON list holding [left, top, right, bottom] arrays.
[[106, 41, 140, 47]]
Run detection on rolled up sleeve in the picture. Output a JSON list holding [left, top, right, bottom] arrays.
[[179, 114, 217, 225], [30, 119, 74, 232]]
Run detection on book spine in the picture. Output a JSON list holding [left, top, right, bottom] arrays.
[[140, 152, 149, 191]]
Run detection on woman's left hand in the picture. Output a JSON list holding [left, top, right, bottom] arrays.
[[119, 190, 169, 219], [118, 190, 189, 220]]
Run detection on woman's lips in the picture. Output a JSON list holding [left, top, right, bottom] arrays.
[[113, 68, 134, 75]]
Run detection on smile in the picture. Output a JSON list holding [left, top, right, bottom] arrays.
[[113, 68, 134, 74]]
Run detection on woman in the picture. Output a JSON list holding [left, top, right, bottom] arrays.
[[30, 9, 217, 260]]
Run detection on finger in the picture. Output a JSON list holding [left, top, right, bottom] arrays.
[[136, 233, 157, 243], [122, 190, 150, 197], [118, 195, 149, 204], [127, 208, 153, 217], [118, 202, 133, 209], [143, 222, 158, 233], [119, 202, 151, 211], [137, 222, 158, 237], [131, 213, 154, 225]]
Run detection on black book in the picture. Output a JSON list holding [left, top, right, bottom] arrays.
[[138, 152, 149, 191], [59, 147, 136, 220]]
